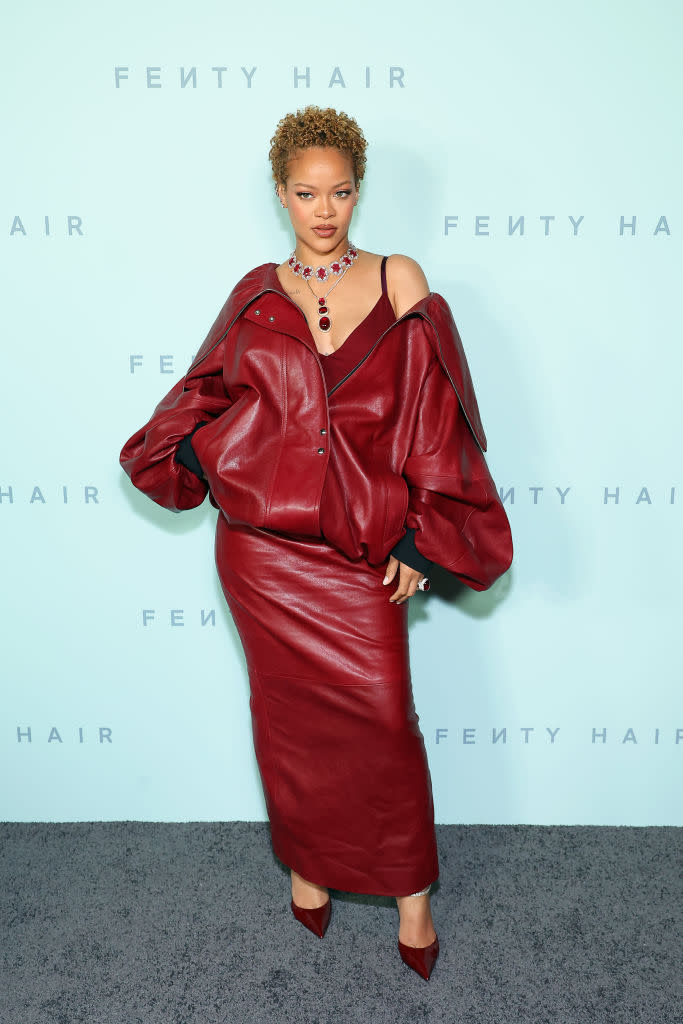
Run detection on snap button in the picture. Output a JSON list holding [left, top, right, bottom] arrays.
[[317, 447, 325, 454], [320, 428, 327, 435], [268, 315, 275, 322], [254, 309, 261, 315]]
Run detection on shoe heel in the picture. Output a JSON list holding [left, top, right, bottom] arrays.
[[397, 934, 439, 980], [291, 897, 332, 938]]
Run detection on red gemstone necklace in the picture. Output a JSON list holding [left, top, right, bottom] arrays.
[[286, 242, 359, 336]]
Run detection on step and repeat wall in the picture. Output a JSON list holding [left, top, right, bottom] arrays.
[[3, 1, 681, 825]]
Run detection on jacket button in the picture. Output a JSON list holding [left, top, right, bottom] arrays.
[[268, 315, 275, 322], [317, 447, 325, 454], [254, 309, 261, 315], [320, 428, 327, 435]]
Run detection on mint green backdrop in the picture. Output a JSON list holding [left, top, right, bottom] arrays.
[[2, 0, 681, 824]]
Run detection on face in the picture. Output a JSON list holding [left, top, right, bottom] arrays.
[[277, 146, 359, 263]]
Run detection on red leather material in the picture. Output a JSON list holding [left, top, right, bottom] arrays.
[[291, 896, 332, 938], [214, 514, 439, 897], [398, 934, 440, 980], [119, 261, 513, 897], [120, 262, 513, 589]]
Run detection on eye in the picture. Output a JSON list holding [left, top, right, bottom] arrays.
[[295, 190, 353, 200]]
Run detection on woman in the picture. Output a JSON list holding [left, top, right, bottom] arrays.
[[120, 105, 513, 981]]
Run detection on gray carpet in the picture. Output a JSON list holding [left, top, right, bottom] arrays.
[[1, 822, 680, 1023]]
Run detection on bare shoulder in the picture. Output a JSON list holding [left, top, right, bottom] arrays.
[[385, 254, 431, 317]]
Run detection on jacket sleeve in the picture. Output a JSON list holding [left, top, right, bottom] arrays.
[[402, 353, 513, 590], [119, 356, 231, 513]]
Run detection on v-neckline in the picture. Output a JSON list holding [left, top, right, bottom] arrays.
[[320, 294, 383, 357], [271, 262, 384, 358]]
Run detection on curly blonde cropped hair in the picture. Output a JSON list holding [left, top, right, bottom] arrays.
[[269, 105, 368, 189]]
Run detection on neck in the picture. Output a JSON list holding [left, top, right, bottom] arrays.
[[294, 235, 351, 267]]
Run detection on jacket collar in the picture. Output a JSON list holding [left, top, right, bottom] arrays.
[[206, 262, 488, 451], [225, 260, 441, 329]]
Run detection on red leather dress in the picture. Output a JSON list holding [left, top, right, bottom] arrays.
[[214, 256, 439, 896]]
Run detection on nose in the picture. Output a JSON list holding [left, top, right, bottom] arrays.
[[315, 197, 334, 219]]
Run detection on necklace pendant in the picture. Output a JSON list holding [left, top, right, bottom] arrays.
[[285, 242, 358, 339], [317, 294, 330, 329]]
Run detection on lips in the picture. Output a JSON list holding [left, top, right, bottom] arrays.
[[313, 226, 336, 234]]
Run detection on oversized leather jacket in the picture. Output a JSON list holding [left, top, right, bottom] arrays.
[[120, 262, 513, 591]]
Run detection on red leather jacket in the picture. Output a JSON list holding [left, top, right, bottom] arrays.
[[120, 262, 513, 590]]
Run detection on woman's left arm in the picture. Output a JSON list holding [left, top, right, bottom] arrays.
[[401, 354, 513, 591]]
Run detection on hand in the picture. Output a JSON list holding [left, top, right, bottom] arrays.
[[383, 555, 425, 604]]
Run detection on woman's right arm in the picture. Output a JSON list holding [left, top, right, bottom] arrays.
[[174, 420, 209, 480], [119, 345, 231, 512]]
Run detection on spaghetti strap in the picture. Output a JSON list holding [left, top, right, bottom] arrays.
[[316, 254, 396, 393]]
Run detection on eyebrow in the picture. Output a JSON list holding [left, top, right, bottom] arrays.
[[292, 180, 353, 188]]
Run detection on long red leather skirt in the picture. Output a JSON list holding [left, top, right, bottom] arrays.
[[214, 511, 439, 898]]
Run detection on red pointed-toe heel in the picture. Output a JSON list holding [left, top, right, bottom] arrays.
[[290, 896, 332, 938], [397, 933, 439, 980], [397, 882, 439, 979]]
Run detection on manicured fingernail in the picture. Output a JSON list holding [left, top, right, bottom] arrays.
[[382, 575, 390, 585]]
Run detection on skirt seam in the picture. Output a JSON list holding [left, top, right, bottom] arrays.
[[256, 669, 412, 688], [249, 669, 281, 812]]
